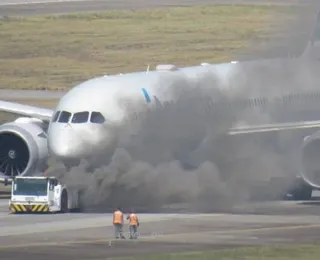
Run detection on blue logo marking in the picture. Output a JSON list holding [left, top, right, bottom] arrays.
[[141, 88, 151, 103]]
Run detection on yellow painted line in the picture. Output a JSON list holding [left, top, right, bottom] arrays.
[[0, 223, 320, 250]]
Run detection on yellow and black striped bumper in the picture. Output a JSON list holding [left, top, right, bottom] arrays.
[[10, 203, 49, 213]]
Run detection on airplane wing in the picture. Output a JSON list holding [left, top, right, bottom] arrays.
[[0, 100, 53, 122], [229, 120, 320, 135]]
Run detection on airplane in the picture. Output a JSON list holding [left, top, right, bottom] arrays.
[[2, 9, 320, 200]]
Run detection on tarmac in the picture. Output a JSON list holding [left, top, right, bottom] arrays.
[[0, 89, 64, 100], [0, 0, 317, 17], [1, 199, 320, 259], [2, 0, 320, 259]]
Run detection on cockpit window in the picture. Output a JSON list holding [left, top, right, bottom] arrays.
[[52, 111, 60, 122], [90, 112, 105, 124], [58, 111, 71, 123], [71, 111, 89, 124]]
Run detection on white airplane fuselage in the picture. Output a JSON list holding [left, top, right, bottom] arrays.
[[47, 61, 243, 164], [46, 57, 319, 168]]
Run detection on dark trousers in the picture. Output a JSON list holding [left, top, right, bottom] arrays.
[[129, 225, 138, 239], [114, 223, 125, 239]]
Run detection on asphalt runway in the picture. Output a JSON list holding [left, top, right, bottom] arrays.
[[0, 200, 320, 259], [0, 0, 317, 17], [1, 1, 320, 259], [0, 89, 64, 100]]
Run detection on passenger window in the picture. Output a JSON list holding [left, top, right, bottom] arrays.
[[58, 111, 71, 123], [90, 112, 105, 124], [71, 111, 89, 124], [52, 111, 60, 122]]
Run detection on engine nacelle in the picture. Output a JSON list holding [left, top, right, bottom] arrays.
[[300, 130, 320, 189], [0, 118, 49, 179]]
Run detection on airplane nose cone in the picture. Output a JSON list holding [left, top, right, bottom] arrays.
[[50, 143, 73, 159], [48, 122, 117, 164], [48, 125, 85, 160]]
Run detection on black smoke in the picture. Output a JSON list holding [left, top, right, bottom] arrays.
[[49, 5, 320, 212]]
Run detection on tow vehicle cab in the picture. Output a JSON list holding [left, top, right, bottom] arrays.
[[9, 176, 79, 213]]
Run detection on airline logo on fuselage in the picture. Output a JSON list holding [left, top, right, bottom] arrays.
[[141, 88, 151, 103]]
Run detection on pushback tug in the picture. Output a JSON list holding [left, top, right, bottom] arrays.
[[8, 176, 80, 214]]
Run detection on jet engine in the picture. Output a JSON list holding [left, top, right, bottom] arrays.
[[0, 118, 49, 179], [301, 131, 320, 189]]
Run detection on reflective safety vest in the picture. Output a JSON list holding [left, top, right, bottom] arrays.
[[128, 213, 138, 226], [113, 210, 123, 224]]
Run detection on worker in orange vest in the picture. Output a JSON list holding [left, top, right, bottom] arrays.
[[113, 207, 125, 239], [126, 209, 140, 239]]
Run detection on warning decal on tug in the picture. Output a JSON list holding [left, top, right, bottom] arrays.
[[10, 204, 49, 213]]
